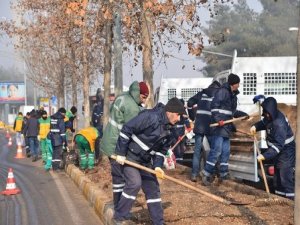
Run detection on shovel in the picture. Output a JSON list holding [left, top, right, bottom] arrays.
[[110, 155, 249, 205], [253, 136, 270, 195], [210, 112, 258, 127]]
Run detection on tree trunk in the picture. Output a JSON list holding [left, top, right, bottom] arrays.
[[71, 48, 78, 107], [82, 28, 90, 128], [71, 47, 78, 130], [58, 63, 65, 108], [141, 8, 154, 108], [103, 21, 113, 128], [113, 9, 123, 97]]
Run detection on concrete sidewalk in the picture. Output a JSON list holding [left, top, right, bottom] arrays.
[[65, 164, 115, 225]]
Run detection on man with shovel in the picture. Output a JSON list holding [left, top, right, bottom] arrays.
[[250, 97, 295, 200], [113, 97, 186, 225], [201, 73, 249, 185]]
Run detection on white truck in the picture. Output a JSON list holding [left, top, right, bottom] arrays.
[[156, 51, 297, 183]]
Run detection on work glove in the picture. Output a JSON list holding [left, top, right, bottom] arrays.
[[218, 120, 225, 127], [186, 131, 195, 140], [155, 167, 165, 179], [250, 126, 256, 135], [116, 155, 126, 165], [37, 135, 41, 141], [257, 154, 265, 162], [185, 127, 192, 133]]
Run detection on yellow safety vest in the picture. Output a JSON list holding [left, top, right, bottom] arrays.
[[77, 127, 99, 151]]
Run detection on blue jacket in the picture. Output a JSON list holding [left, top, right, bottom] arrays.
[[115, 103, 174, 168], [48, 111, 66, 147], [210, 83, 247, 137], [187, 81, 220, 135], [254, 97, 295, 168]]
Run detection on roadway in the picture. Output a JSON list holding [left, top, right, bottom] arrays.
[[0, 131, 103, 225]]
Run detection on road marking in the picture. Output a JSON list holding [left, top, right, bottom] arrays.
[[50, 171, 84, 225]]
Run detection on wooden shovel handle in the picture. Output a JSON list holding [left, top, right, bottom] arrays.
[[253, 137, 270, 194], [210, 115, 248, 127], [110, 155, 232, 205]]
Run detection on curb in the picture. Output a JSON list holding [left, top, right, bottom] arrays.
[[65, 164, 115, 225]]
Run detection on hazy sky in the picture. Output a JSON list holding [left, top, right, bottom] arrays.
[[0, 0, 262, 89]]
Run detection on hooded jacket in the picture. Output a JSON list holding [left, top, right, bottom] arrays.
[[115, 103, 173, 168], [253, 97, 295, 168], [100, 81, 142, 156], [187, 81, 221, 135], [210, 82, 248, 138]]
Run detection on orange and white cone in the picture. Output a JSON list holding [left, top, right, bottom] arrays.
[[7, 137, 12, 147], [14, 141, 25, 159], [1, 168, 21, 195], [5, 130, 10, 139]]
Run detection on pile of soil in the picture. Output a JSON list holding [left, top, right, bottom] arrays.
[[88, 158, 294, 225], [234, 103, 297, 138]]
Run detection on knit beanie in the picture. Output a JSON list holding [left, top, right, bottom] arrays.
[[165, 97, 186, 115], [139, 82, 149, 97], [70, 106, 77, 114], [58, 107, 66, 114], [228, 73, 240, 85]]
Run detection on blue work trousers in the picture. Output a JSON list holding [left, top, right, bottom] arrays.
[[28, 137, 39, 158], [114, 165, 164, 225], [203, 135, 230, 178], [110, 158, 125, 209], [274, 166, 295, 200], [192, 134, 204, 177]]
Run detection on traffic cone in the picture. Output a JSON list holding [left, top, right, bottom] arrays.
[[5, 130, 10, 139], [1, 168, 21, 195], [7, 137, 12, 147], [14, 141, 25, 159]]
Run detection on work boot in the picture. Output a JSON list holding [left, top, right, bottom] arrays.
[[190, 175, 197, 182], [200, 171, 212, 186], [219, 174, 231, 183], [201, 175, 212, 186]]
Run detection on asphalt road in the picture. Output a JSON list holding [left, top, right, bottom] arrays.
[[0, 132, 103, 225]]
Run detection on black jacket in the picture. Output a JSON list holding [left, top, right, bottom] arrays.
[[210, 82, 248, 137], [187, 81, 220, 135], [115, 103, 174, 168], [23, 112, 39, 137], [48, 111, 66, 147], [254, 97, 295, 168]]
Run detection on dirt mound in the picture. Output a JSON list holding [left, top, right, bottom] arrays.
[[88, 159, 294, 225], [234, 103, 296, 137]]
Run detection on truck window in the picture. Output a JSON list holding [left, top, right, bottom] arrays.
[[167, 88, 176, 100], [181, 88, 203, 102], [264, 72, 296, 95], [242, 73, 257, 96]]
